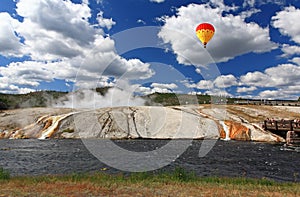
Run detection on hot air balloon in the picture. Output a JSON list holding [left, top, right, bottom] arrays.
[[196, 23, 215, 48]]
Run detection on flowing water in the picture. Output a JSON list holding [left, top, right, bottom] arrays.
[[0, 139, 299, 182]]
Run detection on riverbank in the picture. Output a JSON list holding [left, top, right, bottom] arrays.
[[0, 168, 299, 197]]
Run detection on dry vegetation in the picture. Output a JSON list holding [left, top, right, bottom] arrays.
[[0, 172, 299, 197]]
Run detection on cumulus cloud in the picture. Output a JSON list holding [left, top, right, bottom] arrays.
[[134, 82, 179, 95], [290, 57, 300, 65], [240, 63, 300, 99], [187, 80, 214, 90], [184, 62, 300, 100], [243, 0, 285, 7], [0, 60, 78, 92], [96, 11, 116, 30], [185, 75, 237, 90], [0, 83, 35, 94], [0, 13, 25, 57], [281, 44, 300, 57], [0, 0, 154, 93], [264, 64, 300, 86], [267, 86, 300, 100], [240, 71, 270, 87], [205, 89, 232, 97], [258, 89, 295, 100], [150, 82, 178, 93], [243, 0, 256, 7], [236, 86, 257, 93], [136, 86, 153, 95], [272, 6, 300, 45], [214, 74, 238, 88], [158, 3, 277, 67], [16, 0, 95, 46]]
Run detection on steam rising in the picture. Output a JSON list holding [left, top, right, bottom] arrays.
[[54, 88, 145, 109]]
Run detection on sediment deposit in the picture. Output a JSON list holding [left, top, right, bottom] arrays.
[[1, 104, 298, 142]]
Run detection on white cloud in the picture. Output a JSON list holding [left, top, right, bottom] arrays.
[[137, 19, 146, 25], [243, 0, 256, 7], [209, 0, 237, 11], [239, 8, 261, 19], [236, 86, 257, 93], [258, 90, 279, 99], [0, 0, 154, 93], [272, 6, 300, 44], [243, 0, 285, 7], [150, 0, 165, 3], [184, 79, 213, 90], [187, 62, 299, 98], [240, 71, 270, 87], [257, 88, 299, 100], [281, 44, 300, 57], [214, 74, 238, 88], [0, 13, 25, 57], [16, 0, 95, 46], [196, 80, 214, 90], [136, 86, 153, 95], [185, 74, 239, 99], [151, 82, 177, 89], [96, 11, 116, 30], [0, 76, 36, 94], [11, 0, 96, 61], [0, 86, 35, 94], [264, 63, 300, 86], [188, 91, 202, 95], [158, 3, 276, 67], [135, 83, 179, 95], [185, 74, 238, 90], [204, 89, 232, 97], [195, 68, 202, 74], [139, 82, 177, 94], [82, 0, 89, 4], [0, 61, 76, 87], [290, 57, 300, 65], [240, 63, 300, 98]]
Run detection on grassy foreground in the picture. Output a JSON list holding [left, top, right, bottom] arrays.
[[0, 167, 299, 197]]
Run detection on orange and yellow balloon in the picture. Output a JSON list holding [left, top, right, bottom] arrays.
[[196, 23, 215, 48]]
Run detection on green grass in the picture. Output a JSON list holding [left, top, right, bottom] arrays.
[[1, 167, 299, 196], [9, 167, 295, 186], [0, 167, 10, 180]]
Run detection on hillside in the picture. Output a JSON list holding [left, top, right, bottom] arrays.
[[0, 91, 67, 110], [0, 89, 299, 110]]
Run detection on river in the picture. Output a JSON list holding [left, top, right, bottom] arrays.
[[0, 139, 299, 182]]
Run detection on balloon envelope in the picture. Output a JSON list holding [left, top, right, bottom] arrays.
[[196, 23, 215, 48]]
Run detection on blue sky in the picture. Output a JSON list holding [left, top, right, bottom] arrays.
[[0, 0, 300, 100]]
